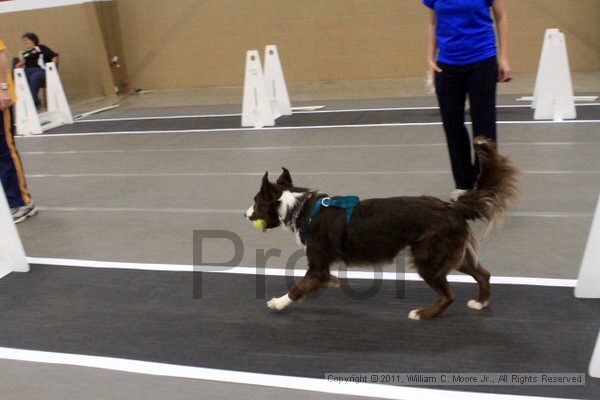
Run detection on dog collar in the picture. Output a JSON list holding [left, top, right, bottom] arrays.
[[300, 195, 360, 245]]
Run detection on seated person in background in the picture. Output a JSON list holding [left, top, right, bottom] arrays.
[[15, 32, 58, 107]]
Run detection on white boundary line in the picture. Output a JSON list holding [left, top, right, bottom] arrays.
[[20, 141, 600, 156], [17, 120, 600, 139], [0, 0, 109, 14], [76, 112, 241, 122], [508, 211, 595, 218], [31, 206, 595, 219], [26, 170, 600, 178], [0, 347, 569, 400], [35, 206, 244, 214], [25, 257, 578, 287], [74, 102, 600, 123]]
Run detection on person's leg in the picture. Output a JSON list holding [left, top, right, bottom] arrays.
[[24, 69, 37, 104], [25, 68, 45, 106], [0, 107, 31, 209], [467, 56, 498, 184], [435, 63, 472, 190]]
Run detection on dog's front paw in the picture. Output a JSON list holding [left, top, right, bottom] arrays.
[[267, 294, 292, 311], [467, 299, 489, 310], [408, 309, 421, 320]]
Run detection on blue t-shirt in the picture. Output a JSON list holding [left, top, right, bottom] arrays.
[[423, 0, 496, 66]]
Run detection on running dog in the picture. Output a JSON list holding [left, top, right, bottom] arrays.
[[244, 136, 518, 320]]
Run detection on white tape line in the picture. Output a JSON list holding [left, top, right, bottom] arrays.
[[25, 257, 578, 287], [31, 206, 594, 219], [25, 170, 600, 178], [26, 171, 452, 178], [35, 206, 242, 214], [20, 141, 600, 156], [0, 0, 111, 14]]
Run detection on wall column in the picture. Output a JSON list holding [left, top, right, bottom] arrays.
[[83, 1, 116, 99]]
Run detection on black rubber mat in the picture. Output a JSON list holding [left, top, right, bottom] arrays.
[[47, 105, 600, 135], [0, 265, 598, 398]]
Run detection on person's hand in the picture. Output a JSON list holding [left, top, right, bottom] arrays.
[[0, 89, 11, 109], [428, 59, 443, 85], [498, 58, 511, 82]]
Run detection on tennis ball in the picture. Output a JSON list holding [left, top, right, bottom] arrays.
[[252, 219, 266, 230]]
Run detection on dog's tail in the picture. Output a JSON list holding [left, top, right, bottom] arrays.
[[452, 136, 519, 237]]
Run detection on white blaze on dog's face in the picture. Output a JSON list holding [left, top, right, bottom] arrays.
[[245, 169, 295, 231], [244, 205, 254, 220]]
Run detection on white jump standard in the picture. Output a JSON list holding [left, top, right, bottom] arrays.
[[0, 184, 29, 279], [13, 62, 73, 136], [263, 45, 292, 119], [241, 50, 274, 128], [242, 45, 295, 128], [518, 28, 598, 121]]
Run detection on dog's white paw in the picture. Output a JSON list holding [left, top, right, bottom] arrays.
[[408, 309, 421, 320], [467, 299, 489, 310], [267, 294, 292, 311]]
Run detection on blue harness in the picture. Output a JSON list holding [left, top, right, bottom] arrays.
[[295, 196, 360, 245]]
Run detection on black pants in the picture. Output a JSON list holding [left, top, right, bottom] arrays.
[[435, 56, 498, 189], [25, 68, 46, 106]]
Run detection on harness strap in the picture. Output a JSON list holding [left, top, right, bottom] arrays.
[[300, 196, 360, 245]]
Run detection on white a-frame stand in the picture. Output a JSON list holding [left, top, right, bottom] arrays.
[[575, 191, 600, 378], [263, 45, 292, 119], [0, 185, 29, 279], [575, 191, 600, 298], [532, 29, 575, 121], [14, 62, 73, 136], [241, 50, 275, 128], [590, 332, 600, 378], [241, 45, 320, 128], [518, 29, 597, 121]]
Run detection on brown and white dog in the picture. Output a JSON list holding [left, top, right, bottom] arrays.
[[244, 136, 518, 320]]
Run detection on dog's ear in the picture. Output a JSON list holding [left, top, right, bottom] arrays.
[[260, 171, 273, 199], [276, 167, 293, 188]]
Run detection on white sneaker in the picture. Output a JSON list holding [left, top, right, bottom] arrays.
[[11, 202, 38, 224], [450, 189, 469, 202]]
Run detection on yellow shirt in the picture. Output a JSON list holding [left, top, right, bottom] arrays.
[[0, 38, 16, 103]]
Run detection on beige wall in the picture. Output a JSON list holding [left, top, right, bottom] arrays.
[[95, 0, 130, 93], [0, 4, 110, 99], [1, 0, 598, 98], [507, 0, 599, 73], [117, 0, 600, 91]]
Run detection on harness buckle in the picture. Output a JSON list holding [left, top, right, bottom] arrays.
[[321, 197, 331, 207]]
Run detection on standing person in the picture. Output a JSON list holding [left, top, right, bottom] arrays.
[[15, 33, 59, 107], [424, 0, 510, 201], [0, 37, 37, 223]]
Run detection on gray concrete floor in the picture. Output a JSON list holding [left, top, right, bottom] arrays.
[[0, 359, 379, 400], [15, 117, 600, 278], [6, 97, 600, 400]]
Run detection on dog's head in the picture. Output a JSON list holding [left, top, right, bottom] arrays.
[[244, 168, 294, 232]]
